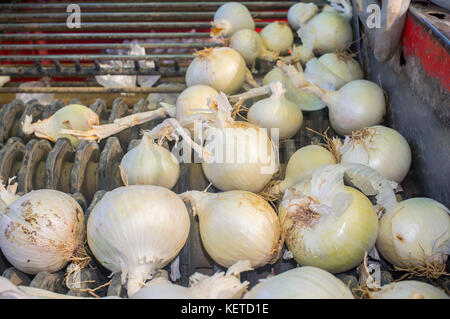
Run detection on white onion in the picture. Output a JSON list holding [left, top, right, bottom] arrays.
[[229, 29, 277, 66], [211, 2, 255, 38], [260, 22, 294, 55], [370, 281, 449, 299], [377, 197, 450, 273], [186, 47, 247, 95], [287, 3, 319, 30], [271, 144, 336, 195], [0, 182, 86, 275], [244, 266, 354, 299], [182, 190, 282, 269], [279, 164, 381, 273], [247, 81, 303, 140], [86, 185, 190, 297], [120, 133, 180, 189], [263, 67, 325, 111], [340, 126, 412, 183], [132, 261, 252, 299]]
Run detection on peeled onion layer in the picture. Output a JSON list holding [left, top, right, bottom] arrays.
[[260, 21, 294, 55], [86, 185, 190, 297], [370, 281, 449, 299], [0, 187, 86, 275], [211, 2, 255, 38], [120, 133, 180, 189], [181, 190, 282, 269], [340, 125, 412, 183], [244, 266, 354, 299], [376, 197, 450, 274], [279, 164, 385, 273], [186, 47, 247, 95]]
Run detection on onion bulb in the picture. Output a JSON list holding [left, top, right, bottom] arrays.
[[287, 3, 319, 30], [245, 266, 354, 299], [377, 197, 450, 276], [119, 133, 180, 189], [132, 261, 252, 299], [279, 164, 381, 273], [247, 81, 303, 140], [260, 22, 294, 55], [211, 2, 255, 38], [305, 53, 364, 90], [298, 1, 353, 55], [86, 185, 190, 297], [182, 190, 283, 269], [369, 281, 449, 299], [262, 67, 325, 111], [186, 47, 247, 95], [340, 126, 412, 183], [229, 29, 278, 66], [271, 145, 336, 195], [0, 180, 87, 275]]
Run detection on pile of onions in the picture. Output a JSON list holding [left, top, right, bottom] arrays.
[[369, 281, 449, 299], [228, 29, 278, 66], [211, 2, 255, 38], [244, 266, 354, 299], [260, 22, 294, 55], [376, 197, 450, 276], [278, 62, 386, 135], [132, 261, 252, 299], [271, 144, 336, 195], [181, 190, 283, 269], [297, 0, 353, 55], [86, 185, 190, 297], [304, 53, 364, 90], [339, 125, 412, 183], [287, 2, 319, 30], [0, 180, 87, 275], [119, 132, 180, 189], [247, 81, 303, 140], [279, 164, 385, 273], [185, 47, 248, 95]]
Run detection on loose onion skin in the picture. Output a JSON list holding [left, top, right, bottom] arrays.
[[260, 22, 294, 55], [186, 47, 247, 95], [0, 189, 85, 275], [211, 2, 255, 38], [182, 190, 282, 269], [377, 198, 450, 272], [87, 185, 190, 297], [370, 281, 449, 299], [287, 3, 319, 30], [244, 266, 354, 299]]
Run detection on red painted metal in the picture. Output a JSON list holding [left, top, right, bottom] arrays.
[[401, 14, 450, 91]]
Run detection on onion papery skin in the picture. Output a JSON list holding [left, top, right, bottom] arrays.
[[186, 47, 247, 95], [0, 190, 85, 275], [263, 67, 325, 111], [376, 198, 450, 270], [301, 11, 353, 54], [212, 2, 255, 38], [260, 22, 294, 55], [276, 145, 336, 194], [201, 121, 278, 193], [120, 135, 180, 189], [184, 191, 281, 269], [247, 91, 303, 140], [279, 183, 379, 273], [244, 266, 354, 299], [86, 185, 190, 297], [287, 3, 319, 30], [318, 53, 364, 85], [340, 126, 412, 183], [370, 281, 449, 299], [229, 29, 275, 66]]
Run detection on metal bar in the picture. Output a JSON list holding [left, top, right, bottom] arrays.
[[0, 87, 187, 94], [0, 54, 194, 61], [0, 2, 297, 11], [0, 42, 217, 51], [0, 11, 286, 22], [0, 32, 211, 41], [0, 21, 270, 31]]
